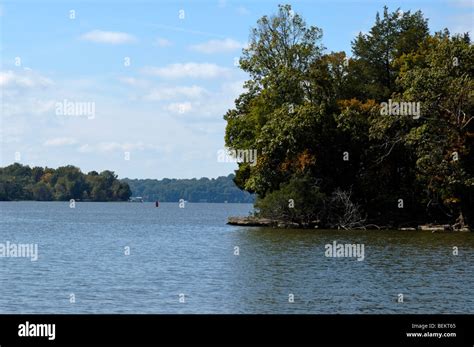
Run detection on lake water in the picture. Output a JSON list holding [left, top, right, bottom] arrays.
[[0, 201, 473, 313]]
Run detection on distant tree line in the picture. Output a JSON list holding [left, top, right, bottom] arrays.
[[123, 175, 255, 203], [0, 163, 131, 201], [224, 5, 473, 228]]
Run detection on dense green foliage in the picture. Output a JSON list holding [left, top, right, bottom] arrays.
[[123, 175, 254, 203], [0, 164, 253, 203], [0, 163, 131, 201], [225, 5, 473, 228]]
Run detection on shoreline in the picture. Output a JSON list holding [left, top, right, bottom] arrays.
[[227, 216, 472, 232], [0, 200, 254, 204]]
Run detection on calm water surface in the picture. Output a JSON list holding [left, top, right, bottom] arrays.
[[0, 201, 473, 313]]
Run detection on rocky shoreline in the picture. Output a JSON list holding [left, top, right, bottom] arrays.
[[227, 216, 300, 228], [227, 216, 471, 231]]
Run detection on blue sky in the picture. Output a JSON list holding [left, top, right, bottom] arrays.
[[1, 0, 472, 179]]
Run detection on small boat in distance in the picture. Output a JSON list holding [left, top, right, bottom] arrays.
[[129, 196, 144, 202]]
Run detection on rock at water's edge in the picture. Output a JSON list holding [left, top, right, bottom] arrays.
[[227, 216, 301, 228]]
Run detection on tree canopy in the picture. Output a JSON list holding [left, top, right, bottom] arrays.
[[123, 174, 254, 203], [0, 163, 131, 202], [224, 5, 473, 229]]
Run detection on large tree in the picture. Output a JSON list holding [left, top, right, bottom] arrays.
[[351, 6, 429, 101], [224, 5, 472, 228], [392, 31, 473, 226]]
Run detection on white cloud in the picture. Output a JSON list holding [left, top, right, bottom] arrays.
[[77, 141, 160, 153], [141, 63, 230, 79], [154, 37, 172, 47], [160, 80, 246, 121], [30, 99, 57, 115], [118, 78, 209, 101], [0, 70, 53, 88], [221, 79, 246, 96], [99, 142, 130, 152], [0, 67, 224, 176], [189, 38, 246, 54], [166, 102, 193, 114], [0, 70, 56, 120], [144, 85, 207, 101], [44, 137, 77, 147], [118, 77, 151, 88], [80, 30, 136, 44], [77, 144, 91, 153]]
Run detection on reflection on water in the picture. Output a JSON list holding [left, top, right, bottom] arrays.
[[0, 202, 473, 313]]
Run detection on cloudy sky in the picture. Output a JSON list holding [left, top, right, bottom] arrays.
[[0, 0, 472, 179]]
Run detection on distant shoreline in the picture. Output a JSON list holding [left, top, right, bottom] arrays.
[[0, 200, 253, 204], [0, 164, 254, 204]]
